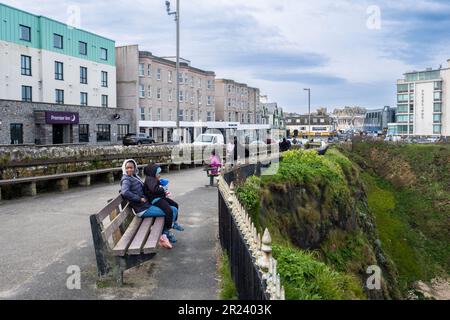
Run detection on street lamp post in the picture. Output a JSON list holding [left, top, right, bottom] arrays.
[[165, 0, 180, 143], [304, 88, 311, 138]]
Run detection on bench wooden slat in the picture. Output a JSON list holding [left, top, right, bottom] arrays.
[[112, 217, 142, 256], [96, 196, 123, 223], [127, 218, 155, 255], [101, 203, 131, 242], [143, 217, 165, 254]]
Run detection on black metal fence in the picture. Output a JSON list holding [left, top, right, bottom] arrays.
[[218, 189, 270, 300]]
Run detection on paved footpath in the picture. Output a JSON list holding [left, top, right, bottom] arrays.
[[0, 168, 219, 300]]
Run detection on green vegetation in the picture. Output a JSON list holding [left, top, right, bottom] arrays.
[[219, 252, 238, 300], [273, 244, 366, 300], [341, 142, 450, 293]]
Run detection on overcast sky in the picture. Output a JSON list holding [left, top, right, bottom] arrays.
[[3, 0, 450, 113]]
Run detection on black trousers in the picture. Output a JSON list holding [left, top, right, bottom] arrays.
[[154, 198, 179, 230]]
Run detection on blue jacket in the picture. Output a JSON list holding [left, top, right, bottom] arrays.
[[120, 160, 151, 213]]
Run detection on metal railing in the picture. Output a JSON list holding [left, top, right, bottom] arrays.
[[218, 175, 285, 300]]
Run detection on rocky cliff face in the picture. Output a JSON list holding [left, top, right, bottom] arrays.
[[236, 148, 402, 299]]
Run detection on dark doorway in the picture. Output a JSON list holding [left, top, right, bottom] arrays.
[[53, 124, 64, 144]]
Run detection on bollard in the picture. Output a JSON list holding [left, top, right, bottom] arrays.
[[22, 182, 37, 197]]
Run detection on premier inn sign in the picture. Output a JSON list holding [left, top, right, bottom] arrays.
[[45, 111, 80, 125]]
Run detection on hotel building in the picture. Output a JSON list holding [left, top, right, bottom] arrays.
[[389, 60, 450, 137], [0, 4, 132, 145]]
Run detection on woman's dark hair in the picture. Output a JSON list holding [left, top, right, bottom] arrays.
[[211, 149, 216, 156]]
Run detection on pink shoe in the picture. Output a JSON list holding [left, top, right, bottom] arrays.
[[159, 234, 173, 249]]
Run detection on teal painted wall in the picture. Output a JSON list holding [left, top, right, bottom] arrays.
[[0, 3, 115, 66]]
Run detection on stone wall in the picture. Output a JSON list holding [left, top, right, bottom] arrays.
[[0, 99, 135, 145], [0, 144, 175, 179]]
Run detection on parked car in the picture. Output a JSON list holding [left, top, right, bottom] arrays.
[[193, 133, 225, 146], [123, 133, 156, 146]]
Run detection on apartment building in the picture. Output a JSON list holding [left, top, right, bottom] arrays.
[[389, 60, 450, 137], [214, 79, 254, 124], [0, 4, 132, 146], [116, 45, 216, 143]]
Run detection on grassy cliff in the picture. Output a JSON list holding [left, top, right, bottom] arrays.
[[340, 142, 450, 295], [236, 148, 401, 299]]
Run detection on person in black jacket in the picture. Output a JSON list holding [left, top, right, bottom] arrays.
[[143, 164, 183, 242]]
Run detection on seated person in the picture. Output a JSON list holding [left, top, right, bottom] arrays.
[[143, 164, 184, 244], [120, 159, 173, 249]]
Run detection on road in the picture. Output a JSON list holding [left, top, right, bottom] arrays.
[[0, 168, 219, 300]]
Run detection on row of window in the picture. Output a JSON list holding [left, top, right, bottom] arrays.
[[286, 118, 326, 124], [21, 85, 109, 107], [139, 85, 214, 104], [138, 64, 214, 89], [227, 84, 249, 95], [140, 107, 215, 122], [227, 112, 255, 123], [9, 124, 128, 145], [227, 98, 250, 108], [21, 55, 109, 86], [19, 25, 108, 60], [396, 114, 443, 124]]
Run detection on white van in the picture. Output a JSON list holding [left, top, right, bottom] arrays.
[[193, 133, 225, 146]]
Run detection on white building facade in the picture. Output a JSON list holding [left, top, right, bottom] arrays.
[[389, 61, 450, 137], [0, 3, 116, 108]]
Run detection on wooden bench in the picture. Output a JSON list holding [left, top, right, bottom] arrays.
[[89, 195, 165, 285], [203, 166, 222, 187]]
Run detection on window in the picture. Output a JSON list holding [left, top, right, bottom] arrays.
[[434, 92, 442, 101], [207, 112, 213, 122], [21, 86, 32, 102], [397, 84, 409, 93], [198, 78, 202, 88], [190, 110, 194, 121], [79, 124, 89, 143], [148, 64, 152, 77], [433, 114, 442, 123], [80, 92, 88, 106], [397, 94, 409, 103], [10, 124, 23, 145], [117, 125, 129, 141], [21, 55, 31, 76], [79, 41, 87, 55], [168, 89, 173, 101], [80, 67, 88, 84], [139, 85, 145, 98], [207, 96, 213, 106], [157, 109, 162, 121], [168, 71, 173, 82], [97, 124, 111, 142], [434, 103, 442, 113], [101, 95, 108, 108], [397, 105, 408, 113], [207, 80, 213, 90], [140, 107, 146, 121], [157, 68, 161, 81], [55, 89, 64, 104], [168, 109, 173, 121], [190, 93, 194, 104], [179, 110, 184, 121], [19, 25, 31, 42], [157, 88, 162, 100], [434, 81, 443, 91], [100, 48, 108, 61], [148, 108, 153, 121], [247, 113, 252, 123], [101, 71, 108, 87], [140, 128, 147, 134], [433, 125, 442, 135], [55, 61, 64, 80], [147, 86, 152, 99], [228, 112, 232, 122], [179, 90, 184, 102], [396, 115, 409, 123], [139, 64, 145, 76], [53, 34, 63, 49]]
